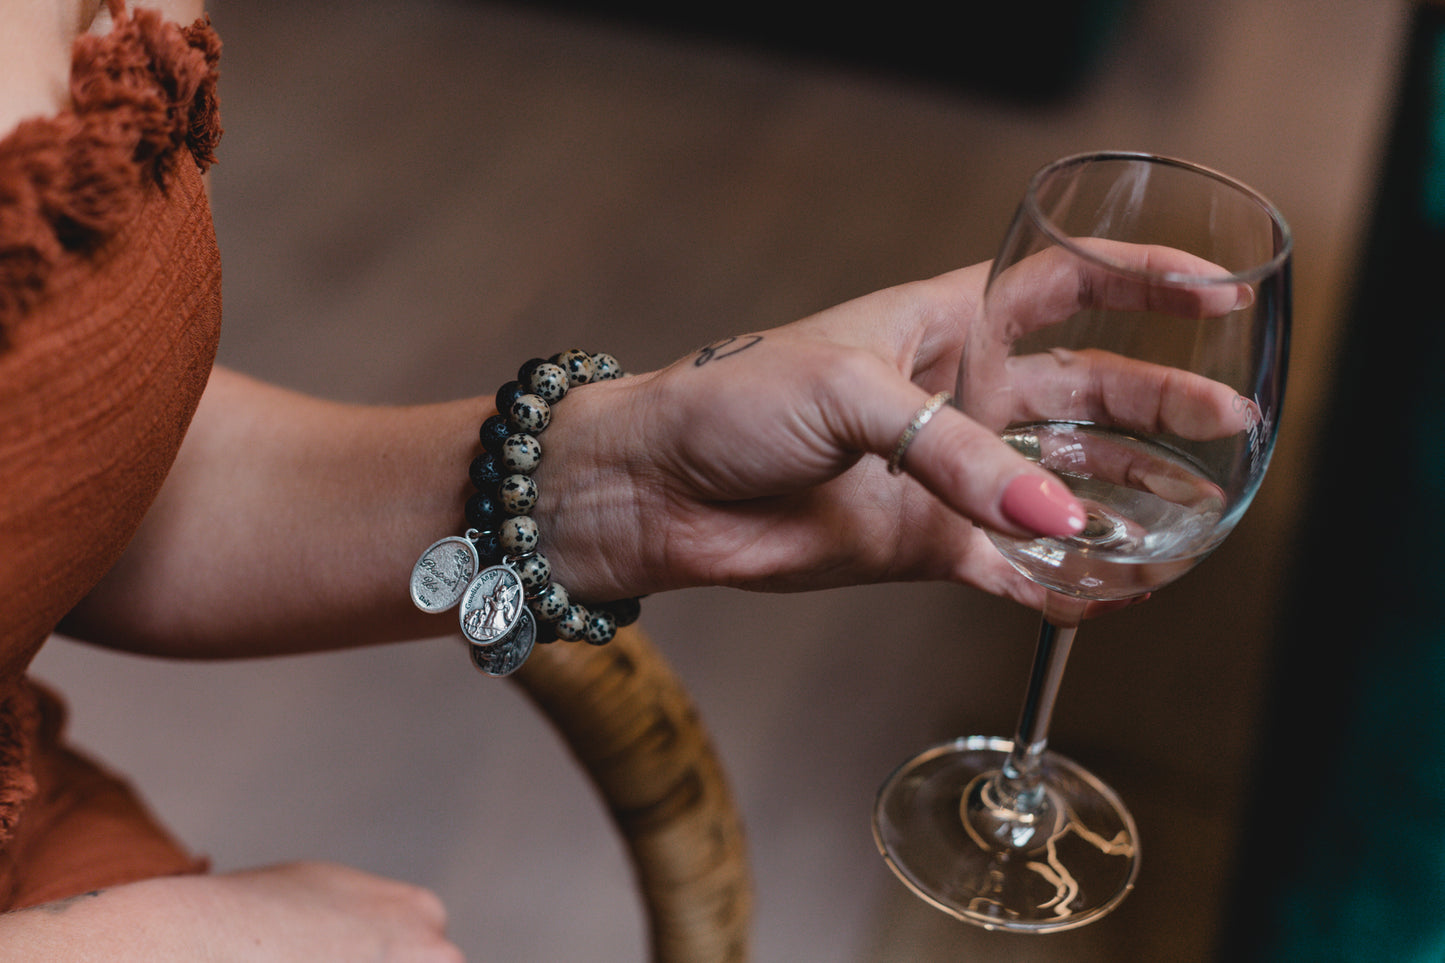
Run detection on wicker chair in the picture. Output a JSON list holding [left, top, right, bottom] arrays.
[[512, 625, 752, 962]]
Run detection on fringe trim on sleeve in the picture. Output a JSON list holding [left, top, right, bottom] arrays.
[[0, 683, 38, 851], [0, 1, 222, 334]]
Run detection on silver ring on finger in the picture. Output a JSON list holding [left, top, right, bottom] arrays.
[[887, 391, 952, 475]]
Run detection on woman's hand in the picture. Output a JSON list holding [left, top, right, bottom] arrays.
[[64, 248, 1251, 657], [0, 862, 462, 962], [539, 252, 1252, 610], [539, 263, 1054, 608], [196, 862, 461, 961]]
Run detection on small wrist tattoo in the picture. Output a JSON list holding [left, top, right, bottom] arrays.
[[693, 334, 763, 367]]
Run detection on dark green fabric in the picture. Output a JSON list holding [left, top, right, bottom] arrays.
[[1222, 5, 1445, 961], [1423, 28, 1445, 229]]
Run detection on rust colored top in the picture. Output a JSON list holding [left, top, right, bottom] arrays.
[[0, 0, 221, 907]]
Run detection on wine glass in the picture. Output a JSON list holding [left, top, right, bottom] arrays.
[[872, 151, 1291, 932]]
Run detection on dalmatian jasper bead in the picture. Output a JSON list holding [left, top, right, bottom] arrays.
[[554, 603, 588, 641], [508, 393, 551, 434], [498, 474, 539, 515], [590, 352, 623, 381], [499, 515, 539, 554], [583, 609, 617, 645], [526, 362, 570, 404], [500, 433, 541, 473], [530, 582, 569, 621], [557, 349, 595, 386], [516, 552, 551, 591]]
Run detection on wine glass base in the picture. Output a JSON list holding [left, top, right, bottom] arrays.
[[873, 735, 1139, 933]]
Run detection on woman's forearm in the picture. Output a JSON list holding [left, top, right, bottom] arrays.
[[0, 879, 196, 961], [62, 262, 1117, 661], [60, 366, 490, 658], [0, 863, 458, 961]]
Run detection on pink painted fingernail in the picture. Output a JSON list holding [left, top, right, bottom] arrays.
[[1001, 476, 1086, 537]]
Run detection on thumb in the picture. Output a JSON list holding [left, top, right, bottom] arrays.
[[880, 390, 1085, 539]]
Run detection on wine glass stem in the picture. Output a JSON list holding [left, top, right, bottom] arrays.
[[997, 595, 1084, 814]]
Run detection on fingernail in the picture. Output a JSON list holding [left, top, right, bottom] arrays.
[[1001, 475, 1085, 537]]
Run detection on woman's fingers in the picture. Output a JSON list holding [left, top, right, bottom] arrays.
[[987, 240, 1252, 336], [1007, 347, 1257, 441], [864, 380, 1085, 540]]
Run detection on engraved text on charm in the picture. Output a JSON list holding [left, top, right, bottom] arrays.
[[459, 564, 525, 645], [410, 536, 480, 614], [469, 607, 537, 677]]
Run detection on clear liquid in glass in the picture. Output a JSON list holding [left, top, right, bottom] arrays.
[[989, 423, 1228, 601]]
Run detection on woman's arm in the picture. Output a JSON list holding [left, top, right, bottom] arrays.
[[60, 267, 1058, 659], [0, 862, 460, 962], [59, 366, 489, 657], [64, 253, 1234, 660]]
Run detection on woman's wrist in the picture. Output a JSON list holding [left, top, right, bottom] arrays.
[[525, 369, 663, 603], [410, 351, 657, 675]]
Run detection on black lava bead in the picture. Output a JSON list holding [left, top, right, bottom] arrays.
[[479, 414, 511, 455], [494, 380, 527, 421], [464, 491, 502, 530], [468, 451, 503, 492]]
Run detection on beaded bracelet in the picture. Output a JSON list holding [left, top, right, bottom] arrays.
[[408, 349, 641, 677]]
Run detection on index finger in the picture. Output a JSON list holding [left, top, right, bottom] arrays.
[[1007, 347, 1258, 441], [987, 240, 1253, 336]]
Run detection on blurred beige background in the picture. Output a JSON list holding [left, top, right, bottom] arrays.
[[34, 0, 1407, 959]]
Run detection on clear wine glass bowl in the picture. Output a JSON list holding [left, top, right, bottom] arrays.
[[873, 151, 1291, 932]]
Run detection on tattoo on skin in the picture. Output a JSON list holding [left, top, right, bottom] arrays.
[[30, 891, 104, 915], [693, 335, 764, 367]]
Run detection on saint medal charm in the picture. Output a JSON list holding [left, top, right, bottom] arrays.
[[469, 606, 537, 677], [459, 564, 527, 646], [410, 535, 481, 614]]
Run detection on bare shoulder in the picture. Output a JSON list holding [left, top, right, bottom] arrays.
[[148, 0, 206, 22], [0, 0, 89, 138], [0, 0, 207, 141], [89, 0, 206, 32]]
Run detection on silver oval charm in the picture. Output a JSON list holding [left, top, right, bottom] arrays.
[[410, 536, 480, 614], [468, 606, 537, 677], [459, 564, 526, 645]]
